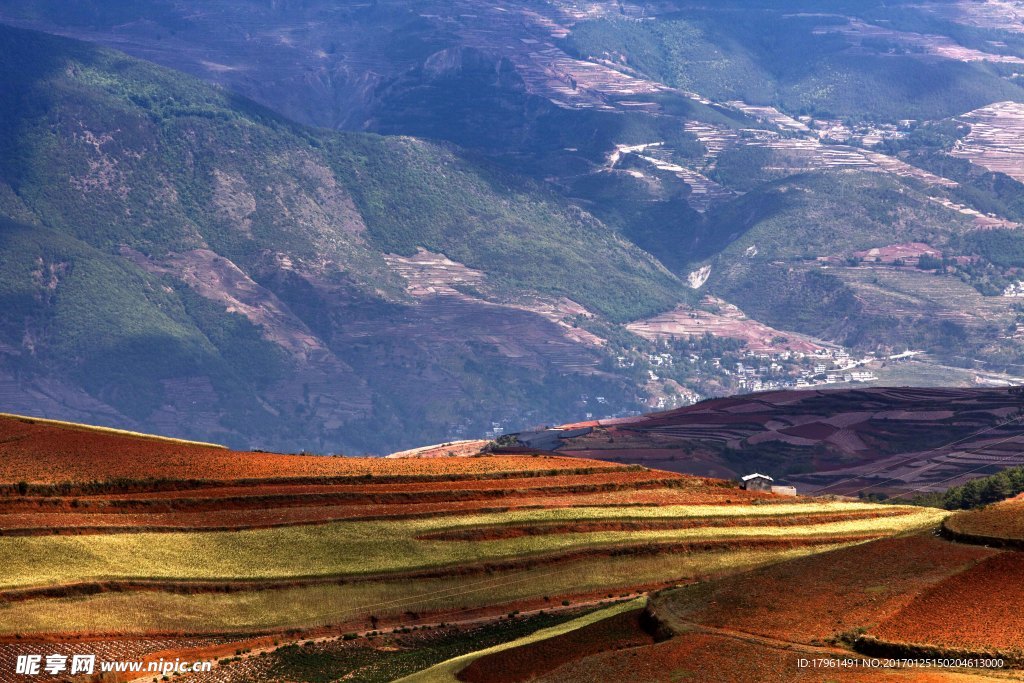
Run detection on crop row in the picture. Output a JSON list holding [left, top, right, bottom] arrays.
[[0, 545, 829, 637], [0, 504, 944, 591], [0, 471, 690, 513], [0, 488, 789, 536]]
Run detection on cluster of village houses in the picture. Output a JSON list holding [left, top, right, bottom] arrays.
[[721, 347, 883, 393]]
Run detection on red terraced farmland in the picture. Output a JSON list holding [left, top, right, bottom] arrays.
[[0, 423, 778, 532], [0, 414, 620, 484], [69, 469, 688, 501], [943, 498, 1024, 545], [0, 472, 717, 507], [529, 632, 981, 683], [0, 488, 770, 534], [0, 471, 754, 534], [649, 535, 997, 644], [871, 552, 1024, 653]]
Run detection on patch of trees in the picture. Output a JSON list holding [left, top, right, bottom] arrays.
[[902, 465, 1024, 510], [964, 229, 1024, 269]]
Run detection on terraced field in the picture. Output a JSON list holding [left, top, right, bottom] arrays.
[[0, 413, 947, 681], [647, 535, 992, 646], [455, 534, 1010, 682], [943, 494, 1024, 547], [0, 413, 604, 484], [541, 386, 1024, 495], [833, 266, 1015, 334], [870, 552, 1024, 658]]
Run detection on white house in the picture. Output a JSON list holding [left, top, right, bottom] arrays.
[[741, 473, 774, 491]]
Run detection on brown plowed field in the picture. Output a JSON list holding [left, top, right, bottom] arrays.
[[517, 535, 1003, 683], [528, 631, 987, 683], [551, 387, 1024, 496], [648, 535, 996, 644], [871, 552, 1024, 653], [943, 498, 1024, 546]]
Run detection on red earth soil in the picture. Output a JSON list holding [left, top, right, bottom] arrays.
[[530, 632, 987, 683], [0, 487, 776, 534], [649, 535, 997, 644], [871, 551, 1024, 652], [49, 469, 687, 501], [0, 439, 780, 532], [943, 498, 1024, 543], [0, 415, 621, 484]]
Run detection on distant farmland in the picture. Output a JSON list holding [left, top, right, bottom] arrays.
[[542, 386, 1024, 496]]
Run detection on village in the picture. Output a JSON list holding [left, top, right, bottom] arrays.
[[628, 344, 899, 412], [473, 339, 923, 440], [600, 326, 925, 415]]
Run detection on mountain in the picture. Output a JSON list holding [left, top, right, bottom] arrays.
[[6, 1, 1024, 451], [4, 4, 1024, 680], [0, 24, 689, 453]]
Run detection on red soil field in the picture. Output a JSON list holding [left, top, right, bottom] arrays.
[[530, 632, 987, 683], [0, 420, 778, 532], [871, 552, 1024, 653], [649, 535, 997, 644], [63, 469, 686, 501], [0, 414, 622, 484], [943, 497, 1024, 544], [0, 488, 773, 534], [458, 608, 655, 683]]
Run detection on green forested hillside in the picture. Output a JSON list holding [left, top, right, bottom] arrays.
[[566, 11, 1024, 121], [5, 0, 1024, 451], [700, 171, 970, 262], [0, 26, 682, 321], [0, 25, 688, 451]]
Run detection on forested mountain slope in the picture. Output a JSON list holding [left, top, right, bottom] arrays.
[[0, 25, 688, 452]]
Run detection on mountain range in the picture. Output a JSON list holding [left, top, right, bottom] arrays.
[[4, 0, 1024, 453]]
